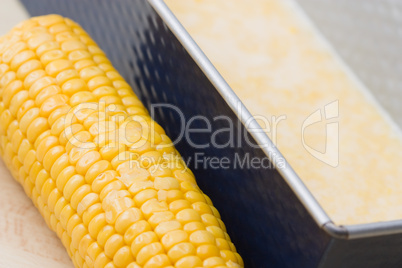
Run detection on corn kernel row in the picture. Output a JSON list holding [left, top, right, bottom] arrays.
[[0, 15, 243, 268]]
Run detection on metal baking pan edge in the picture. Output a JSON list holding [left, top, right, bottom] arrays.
[[148, 0, 402, 240]]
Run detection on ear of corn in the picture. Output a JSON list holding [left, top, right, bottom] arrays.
[[0, 15, 243, 268]]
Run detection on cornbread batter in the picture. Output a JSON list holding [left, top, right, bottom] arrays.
[[165, 0, 402, 225]]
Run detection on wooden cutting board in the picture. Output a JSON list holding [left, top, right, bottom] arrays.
[[0, 159, 73, 267]]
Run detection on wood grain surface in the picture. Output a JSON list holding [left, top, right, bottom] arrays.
[[0, 160, 73, 267]]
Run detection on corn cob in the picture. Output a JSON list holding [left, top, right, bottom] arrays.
[[0, 15, 243, 268]]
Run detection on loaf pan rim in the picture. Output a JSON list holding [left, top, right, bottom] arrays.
[[147, 0, 402, 240]]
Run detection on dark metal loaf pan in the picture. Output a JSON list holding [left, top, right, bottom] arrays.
[[20, 0, 402, 267]]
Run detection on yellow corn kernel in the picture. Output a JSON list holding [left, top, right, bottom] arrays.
[[203, 256, 226, 267], [0, 15, 242, 268], [41, 50, 66, 66], [48, 104, 70, 126], [50, 153, 69, 179], [192, 201, 213, 215], [88, 212, 107, 238], [184, 190, 206, 203], [148, 211, 175, 229], [71, 223, 87, 250], [189, 230, 216, 247], [220, 249, 239, 264], [82, 203, 102, 227], [82, 203, 103, 227], [56, 69, 79, 86], [11, 50, 37, 71], [136, 242, 164, 266], [134, 190, 157, 207], [115, 207, 143, 234], [123, 220, 152, 245], [235, 253, 244, 267], [40, 94, 68, 117], [75, 150, 101, 175], [78, 234, 94, 259], [9, 92, 29, 118], [183, 222, 206, 234], [148, 164, 173, 178], [3, 81, 23, 107], [154, 220, 182, 238], [143, 254, 171, 268], [91, 170, 116, 193], [85, 160, 111, 184], [66, 131, 92, 153], [154, 177, 180, 191], [169, 199, 192, 215], [29, 76, 55, 98], [36, 39, 59, 56], [60, 204, 75, 229], [63, 174, 85, 201], [128, 180, 154, 196], [60, 123, 84, 146], [69, 50, 92, 64], [131, 231, 158, 258], [161, 230, 189, 250], [17, 59, 43, 80], [23, 149, 36, 174], [35, 85, 60, 107], [43, 145, 65, 171], [104, 262, 116, 268], [62, 78, 87, 96], [127, 262, 141, 268], [167, 242, 196, 263], [46, 59, 72, 77], [67, 214, 82, 236], [176, 208, 202, 225], [74, 251, 85, 268], [100, 181, 127, 201], [36, 135, 58, 161], [94, 253, 111, 268], [104, 233, 125, 259], [27, 117, 49, 143], [35, 168, 50, 194], [47, 187, 61, 212], [77, 192, 99, 216], [175, 255, 203, 268], [216, 238, 231, 251], [70, 184, 91, 210], [113, 246, 134, 268], [206, 226, 225, 240], [196, 244, 221, 260], [202, 213, 221, 227], [88, 76, 112, 91], [70, 91, 96, 107], [86, 241, 102, 266], [54, 197, 68, 220], [29, 161, 43, 184]]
